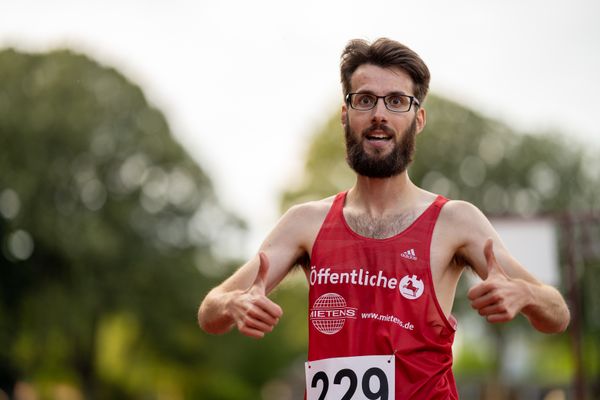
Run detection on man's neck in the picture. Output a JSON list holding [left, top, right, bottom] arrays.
[[347, 171, 419, 217]]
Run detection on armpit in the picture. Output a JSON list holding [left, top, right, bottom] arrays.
[[451, 253, 470, 270], [295, 252, 310, 271]]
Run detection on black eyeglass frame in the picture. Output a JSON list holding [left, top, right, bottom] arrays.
[[345, 92, 420, 113]]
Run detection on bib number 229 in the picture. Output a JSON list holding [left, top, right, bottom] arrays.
[[305, 355, 394, 400]]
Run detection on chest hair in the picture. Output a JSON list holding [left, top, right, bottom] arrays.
[[344, 211, 418, 239]]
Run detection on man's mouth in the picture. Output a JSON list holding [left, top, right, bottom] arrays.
[[366, 131, 393, 142]]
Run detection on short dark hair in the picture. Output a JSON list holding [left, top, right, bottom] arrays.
[[340, 38, 430, 104]]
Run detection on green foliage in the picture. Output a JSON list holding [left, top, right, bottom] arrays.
[[529, 334, 573, 384], [0, 48, 252, 398]]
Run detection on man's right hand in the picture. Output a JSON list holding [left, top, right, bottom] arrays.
[[228, 252, 283, 338]]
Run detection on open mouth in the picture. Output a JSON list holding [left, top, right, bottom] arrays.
[[366, 132, 393, 142], [364, 125, 394, 142]]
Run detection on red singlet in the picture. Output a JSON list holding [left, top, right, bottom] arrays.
[[306, 192, 458, 399]]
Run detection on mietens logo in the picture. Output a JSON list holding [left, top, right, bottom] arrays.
[[399, 275, 424, 300], [309, 293, 357, 335]]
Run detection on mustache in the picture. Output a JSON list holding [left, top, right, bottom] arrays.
[[362, 123, 395, 136]]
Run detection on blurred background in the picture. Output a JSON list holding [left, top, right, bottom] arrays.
[[1, 1, 599, 399]]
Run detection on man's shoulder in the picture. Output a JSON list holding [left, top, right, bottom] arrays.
[[441, 198, 482, 215], [284, 195, 337, 222], [274, 195, 338, 248], [431, 198, 492, 254], [438, 198, 490, 231], [417, 189, 483, 220]]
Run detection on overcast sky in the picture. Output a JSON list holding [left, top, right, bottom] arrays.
[[2, 0, 599, 255]]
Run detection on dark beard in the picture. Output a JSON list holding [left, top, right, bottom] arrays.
[[345, 116, 417, 178]]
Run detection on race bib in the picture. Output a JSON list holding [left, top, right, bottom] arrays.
[[305, 355, 394, 400]]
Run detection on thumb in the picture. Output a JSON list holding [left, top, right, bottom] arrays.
[[484, 238, 506, 279], [252, 252, 270, 292]]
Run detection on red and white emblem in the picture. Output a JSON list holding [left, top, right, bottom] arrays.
[[399, 275, 424, 300]]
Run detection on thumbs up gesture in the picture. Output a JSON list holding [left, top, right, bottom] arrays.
[[230, 252, 284, 338], [467, 239, 529, 323]]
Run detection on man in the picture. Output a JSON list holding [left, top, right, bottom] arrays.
[[198, 38, 570, 399]]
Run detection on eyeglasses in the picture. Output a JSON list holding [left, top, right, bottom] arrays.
[[345, 92, 420, 113]]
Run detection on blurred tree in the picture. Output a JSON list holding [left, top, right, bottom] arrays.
[[280, 94, 600, 397], [0, 48, 252, 399]]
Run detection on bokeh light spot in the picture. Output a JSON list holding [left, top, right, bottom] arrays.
[[7, 229, 35, 261]]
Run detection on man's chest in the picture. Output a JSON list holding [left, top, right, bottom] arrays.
[[343, 210, 419, 239]]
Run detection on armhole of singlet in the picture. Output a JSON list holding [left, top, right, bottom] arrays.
[[424, 196, 458, 332], [309, 191, 347, 262]]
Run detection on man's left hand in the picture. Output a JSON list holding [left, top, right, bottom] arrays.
[[467, 239, 531, 323]]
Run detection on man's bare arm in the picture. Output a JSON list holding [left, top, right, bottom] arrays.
[[449, 201, 570, 333], [198, 202, 326, 338]]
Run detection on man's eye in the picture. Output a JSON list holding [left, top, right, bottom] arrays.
[[387, 95, 407, 107], [358, 95, 374, 105]]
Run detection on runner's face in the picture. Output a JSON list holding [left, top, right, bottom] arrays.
[[344, 114, 417, 178], [341, 64, 425, 178]]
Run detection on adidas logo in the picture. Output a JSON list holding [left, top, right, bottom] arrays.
[[400, 248, 417, 261]]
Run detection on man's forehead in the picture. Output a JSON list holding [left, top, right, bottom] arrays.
[[350, 64, 414, 93]]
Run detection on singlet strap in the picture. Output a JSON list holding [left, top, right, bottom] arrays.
[[424, 195, 449, 239], [309, 192, 348, 261], [331, 191, 347, 214], [320, 191, 347, 227]]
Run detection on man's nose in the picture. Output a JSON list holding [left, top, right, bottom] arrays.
[[371, 98, 388, 124]]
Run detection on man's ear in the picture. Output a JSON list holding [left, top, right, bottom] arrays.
[[415, 107, 426, 135], [341, 103, 348, 127]]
